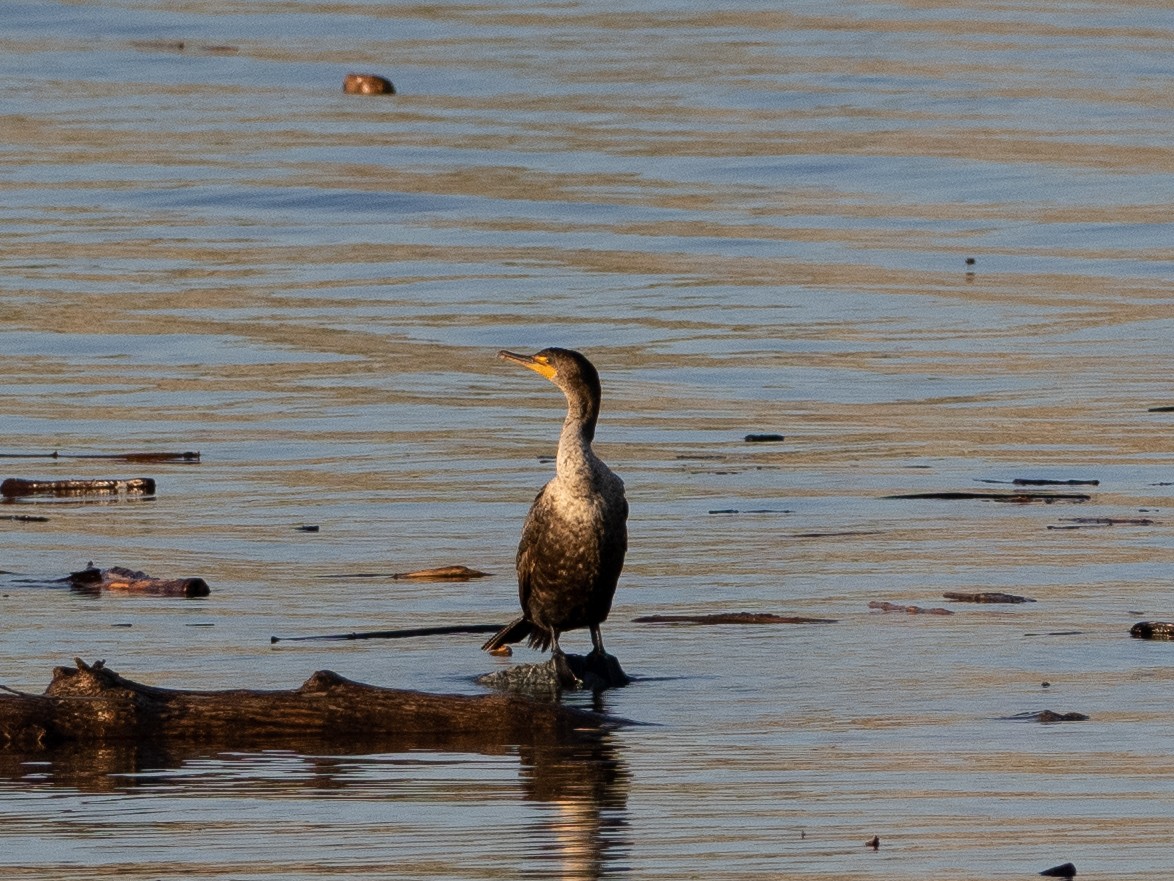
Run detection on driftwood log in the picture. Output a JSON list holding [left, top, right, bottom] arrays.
[[68, 565, 210, 597], [1, 477, 156, 497], [0, 659, 619, 752]]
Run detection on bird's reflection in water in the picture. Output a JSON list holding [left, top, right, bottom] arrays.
[[519, 738, 630, 880], [0, 729, 630, 880]]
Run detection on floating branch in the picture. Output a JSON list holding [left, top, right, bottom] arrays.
[[885, 491, 1091, 504], [976, 478, 1099, 487], [315, 565, 491, 581], [632, 612, 837, 625], [744, 434, 785, 443], [868, 601, 953, 615], [1, 478, 156, 498], [271, 623, 502, 644], [0, 452, 198, 462], [1048, 517, 1154, 530]]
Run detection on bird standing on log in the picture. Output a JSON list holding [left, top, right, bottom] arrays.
[[482, 348, 628, 688]]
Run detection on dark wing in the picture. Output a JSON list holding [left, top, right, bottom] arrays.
[[514, 484, 557, 650]]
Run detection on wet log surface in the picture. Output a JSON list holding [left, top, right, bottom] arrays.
[[0, 659, 619, 751]]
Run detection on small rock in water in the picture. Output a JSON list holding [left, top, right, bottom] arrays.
[[343, 73, 395, 95], [865, 835, 879, 849], [1039, 862, 1076, 878]]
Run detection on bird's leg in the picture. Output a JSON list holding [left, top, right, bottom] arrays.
[[588, 624, 607, 657], [586, 624, 629, 687], [550, 633, 583, 689]]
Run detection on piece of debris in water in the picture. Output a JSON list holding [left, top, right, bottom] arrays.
[[68, 565, 209, 597], [886, 490, 1091, 504], [943, 591, 1035, 604], [633, 612, 837, 625], [868, 601, 953, 615], [343, 73, 395, 95], [1, 477, 156, 498], [1130, 621, 1174, 640], [744, 433, 785, 443], [1039, 862, 1077, 878], [1004, 710, 1089, 723], [1048, 517, 1154, 530]]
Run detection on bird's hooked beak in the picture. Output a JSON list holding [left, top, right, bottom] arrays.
[[499, 350, 557, 381]]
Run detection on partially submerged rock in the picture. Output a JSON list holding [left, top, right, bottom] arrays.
[[343, 73, 395, 95]]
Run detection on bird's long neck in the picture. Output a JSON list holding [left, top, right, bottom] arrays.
[[555, 388, 601, 489]]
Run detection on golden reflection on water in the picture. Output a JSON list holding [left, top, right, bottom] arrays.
[[2, 0, 1173, 879]]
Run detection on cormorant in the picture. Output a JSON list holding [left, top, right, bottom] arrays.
[[482, 348, 628, 687]]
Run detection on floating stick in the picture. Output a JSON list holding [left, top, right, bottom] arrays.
[[271, 623, 503, 644]]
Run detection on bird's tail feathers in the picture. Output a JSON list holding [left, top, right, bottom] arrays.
[[481, 616, 532, 651], [480, 616, 554, 652]]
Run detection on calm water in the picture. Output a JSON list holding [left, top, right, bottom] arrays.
[[2, 0, 1173, 878]]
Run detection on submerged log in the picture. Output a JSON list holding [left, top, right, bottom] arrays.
[[943, 591, 1035, 604], [68, 566, 209, 598], [1, 477, 156, 498], [0, 659, 617, 751]]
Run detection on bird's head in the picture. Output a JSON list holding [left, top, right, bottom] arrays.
[[499, 347, 602, 428]]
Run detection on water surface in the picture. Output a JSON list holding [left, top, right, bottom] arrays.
[[2, 1, 1173, 878]]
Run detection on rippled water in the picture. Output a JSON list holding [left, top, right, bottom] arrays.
[[2, 1, 1173, 878]]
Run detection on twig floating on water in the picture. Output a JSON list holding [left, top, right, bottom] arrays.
[[0, 451, 199, 462], [1, 477, 156, 498], [1047, 517, 1154, 530], [1, 514, 50, 523], [868, 601, 953, 615], [977, 478, 1099, 487], [885, 491, 1091, 503], [744, 433, 785, 443], [633, 612, 837, 625], [314, 565, 490, 581], [1148, 405, 1174, 412], [271, 623, 503, 643]]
